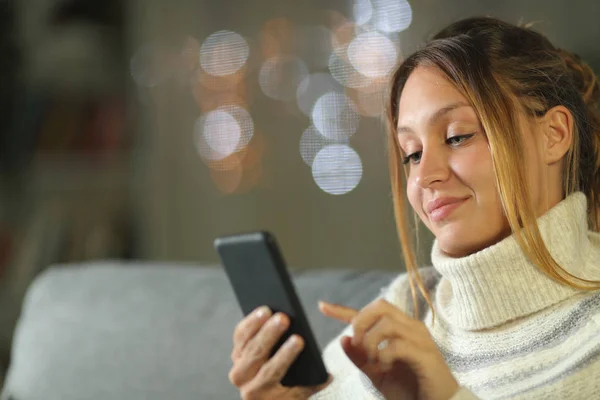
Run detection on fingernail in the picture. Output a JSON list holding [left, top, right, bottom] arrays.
[[255, 306, 270, 319], [285, 335, 300, 348], [272, 313, 285, 327]]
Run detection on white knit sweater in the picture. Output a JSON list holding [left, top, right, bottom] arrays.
[[312, 192, 600, 399]]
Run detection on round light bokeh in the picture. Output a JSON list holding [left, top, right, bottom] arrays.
[[311, 92, 360, 141], [299, 125, 329, 166], [372, 0, 412, 33], [222, 105, 254, 148], [210, 162, 244, 194], [348, 31, 397, 78], [260, 18, 294, 58], [194, 105, 254, 162], [200, 30, 249, 76], [328, 49, 372, 89], [353, 0, 373, 26], [296, 72, 344, 116], [130, 43, 172, 87], [312, 144, 363, 195], [198, 110, 240, 158], [259, 55, 309, 102]]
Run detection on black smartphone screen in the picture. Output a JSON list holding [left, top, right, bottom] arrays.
[[214, 231, 329, 387]]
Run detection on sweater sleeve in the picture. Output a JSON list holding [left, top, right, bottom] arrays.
[[310, 269, 462, 399]]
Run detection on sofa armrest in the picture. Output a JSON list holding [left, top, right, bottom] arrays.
[[2, 261, 398, 400]]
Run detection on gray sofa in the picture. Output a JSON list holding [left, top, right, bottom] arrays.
[[0, 261, 398, 400]]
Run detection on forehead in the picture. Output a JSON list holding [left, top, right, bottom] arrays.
[[397, 66, 469, 125]]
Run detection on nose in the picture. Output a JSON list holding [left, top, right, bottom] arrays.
[[414, 147, 449, 188]]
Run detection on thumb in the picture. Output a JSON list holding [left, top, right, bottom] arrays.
[[340, 336, 368, 367]]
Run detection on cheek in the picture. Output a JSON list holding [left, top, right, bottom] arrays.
[[451, 143, 495, 193]]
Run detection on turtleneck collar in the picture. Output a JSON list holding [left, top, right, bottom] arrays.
[[431, 192, 600, 331]]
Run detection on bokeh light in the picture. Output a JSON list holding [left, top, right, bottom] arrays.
[[348, 31, 397, 78], [199, 110, 241, 158], [312, 144, 363, 195], [259, 55, 309, 101], [296, 72, 344, 117], [130, 43, 173, 87], [192, 85, 248, 114], [209, 132, 265, 194], [353, 0, 373, 26], [197, 143, 246, 171], [311, 92, 360, 141], [371, 0, 412, 33], [299, 125, 328, 166], [199, 30, 249, 76], [260, 18, 294, 59], [194, 105, 254, 162], [222, 104, 254, 148], [328, 49, 371, 89], [210, 162, 244, 194], [194, 66, 245, 92]]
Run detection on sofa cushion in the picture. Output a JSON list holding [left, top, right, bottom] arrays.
[[1, 261, 399, 400]]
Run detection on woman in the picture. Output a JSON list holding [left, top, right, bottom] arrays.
[[228, 16, 600, 399]]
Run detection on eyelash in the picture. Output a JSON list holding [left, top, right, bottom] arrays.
[[402, 133, 475, 165]]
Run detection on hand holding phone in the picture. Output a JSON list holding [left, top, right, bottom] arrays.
[[214, 231, 330, 391], [227, 305, 332, 399]]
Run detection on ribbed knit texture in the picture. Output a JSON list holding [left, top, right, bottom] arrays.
[[313, 192, 600, 399]]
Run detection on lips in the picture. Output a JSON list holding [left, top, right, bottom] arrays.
[[426, 196, 469, 222]]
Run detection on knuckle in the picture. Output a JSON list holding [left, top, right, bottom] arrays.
[[233, 322, 247, 344], [247, 340, 267, 359], [257, 363, 277, 382], [363, 332, 377, 350], [351, 319, 364, 334]]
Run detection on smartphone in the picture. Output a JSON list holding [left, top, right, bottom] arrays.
[[214, 231, 329, 387]]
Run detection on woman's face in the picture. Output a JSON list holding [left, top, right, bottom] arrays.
[[396, 66, 512, 257]]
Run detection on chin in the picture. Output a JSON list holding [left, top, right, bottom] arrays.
[[437, 240, 480, 258], [436, 223, 511, 257], [435, 225, 482, 258]]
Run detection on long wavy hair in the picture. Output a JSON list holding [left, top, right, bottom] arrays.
[[386, 17, 600, 325]]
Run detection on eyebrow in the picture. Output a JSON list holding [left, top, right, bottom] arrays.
[[396, 101, 471, 134]]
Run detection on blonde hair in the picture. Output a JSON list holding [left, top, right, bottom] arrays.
[[386, 17, 600, 325]]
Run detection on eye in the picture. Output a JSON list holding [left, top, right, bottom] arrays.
[[402, 151, 422, 165], [446, 134, 475, 146]]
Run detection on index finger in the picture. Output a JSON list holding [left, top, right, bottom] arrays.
[[318, 301, 358, 323]]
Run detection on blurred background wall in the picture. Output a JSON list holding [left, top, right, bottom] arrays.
[[0, 0, 598, 382], [125, 0, 600, 270]]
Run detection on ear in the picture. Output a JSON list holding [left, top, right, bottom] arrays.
[[541, 105, 574, 165]]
